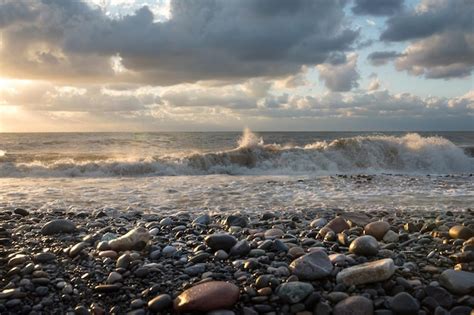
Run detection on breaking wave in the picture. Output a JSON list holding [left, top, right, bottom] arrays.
[[0, 131, 473, 177]]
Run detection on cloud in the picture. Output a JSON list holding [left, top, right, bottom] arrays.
[[352, 0, 404, 16], [317, 53, 360, 92], [0, 0, 357, 85], [368, 79, 380, 91], [367, 51, 405, 66], [379, 0, 473, 79]]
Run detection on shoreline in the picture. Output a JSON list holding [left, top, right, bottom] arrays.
[[0, 207, 473, 314]]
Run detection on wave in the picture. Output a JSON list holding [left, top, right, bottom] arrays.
[[1, 131, 473, 177]]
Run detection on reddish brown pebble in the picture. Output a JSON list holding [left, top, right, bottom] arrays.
[[173, 281, 240, 312], [325, 217, 350, 233]]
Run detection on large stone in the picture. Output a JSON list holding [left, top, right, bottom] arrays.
[[276, 281, 313, 304], [290, 250, 333, 280], [390, 292, 420, 315], [310, 218, 327, 228], [108, 227, 150, 252], [349, 235, 379, 256], [364, 221, 390, 240], [173, 281, 239, 312], [333, 296, 373, 315], [148, 294, 172, 312], [41, 219, 76, 235], [229, 240, 251, 257], [336, 258, 395, 286], [439, 270, 474, 294], [342, 212, 371, 227], [325, 217, 350, 233], [383, 230, 399, 243], [449, 225, 474, 240], [223, 215, 248, 228], [264, 228, 284, 239], [205, 234, 237, 252]]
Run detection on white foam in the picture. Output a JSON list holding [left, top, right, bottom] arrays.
[[0, 131, 472, 177]]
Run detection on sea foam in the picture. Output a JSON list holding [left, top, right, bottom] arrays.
[[0, 131, 473, 177]]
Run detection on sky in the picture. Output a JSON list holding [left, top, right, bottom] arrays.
[[0, 0, 472, 132]]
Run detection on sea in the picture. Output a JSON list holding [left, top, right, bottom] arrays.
[[0, 130, 473, 214]]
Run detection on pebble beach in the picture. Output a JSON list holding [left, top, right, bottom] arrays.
[[1, 205, 473, 315]]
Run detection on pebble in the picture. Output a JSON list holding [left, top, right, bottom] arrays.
[[264, 228, 284, 239], [276, 281, 313, 303], [108, 227, 150, 251], [148, 294, 172, 312], [289, 251, 333, 280], [173, 281, 239, 312], [438, 269, 474, 294], [364, 221, 390, 240], [333, 296, 373, 315], [325, 217, 350, 233], [41, 219, 76, 235], [382, 230, 399, 243], [336, 258, 395, 286], [449, 225, 474, 240], [205, 233, 237, 252], [33, 252, 56, 263], [390, 292, 420, 315], [349, 235, 379, 256]]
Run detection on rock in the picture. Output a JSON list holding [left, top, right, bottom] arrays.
[[264, 228, 284, 239], [14, 208, 29, 216], [41, 219, 76, 235], [184, 263, 206, 276], [310, 218, 327, 228], [205, 234, 237, 252], [382, 230, 399, 243], [424, 286, 453, 309], [193, 214, 211, 225], [116, 253, 132, 269], [215, 250, 228, 260], [364, 221, 390, 241], [106, 272, 122, 284], [449, 225, 474, 240], [69, 242, 88, 258], [349, 235, 379, 256], [390, 292, 419, 315], [108, 227, 150, 251], [229, 240, 251, 257], [173, 281, 239, 312], [325, 217, 350, 233], [333, 296, 373, 315], [223, 215, 248, 228], [162, 246, 177, 257], [8, 254, 29, 267], [289, 251, 333, 280], [342, 212, 371, 227], [33, 252, 56, 263], [439, 269, 474, 294], [148, 294, 172, 312], [336, 258, 396, 286], [94, 284, 121, 293], [276, 282, 313, 304]]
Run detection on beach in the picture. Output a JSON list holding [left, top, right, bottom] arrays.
[[0, 131, 473, 314]]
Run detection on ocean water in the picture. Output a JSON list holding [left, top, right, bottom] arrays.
[[0, 130, 473, 213]]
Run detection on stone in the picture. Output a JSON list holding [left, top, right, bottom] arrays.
[[14, 208, 29, 216], [162, 245, 177, 257], [449, 225, 474, 240], [184, 263, 206, 276], [205, 233, 237, 252], [148, 294, 172, 312], [108, 227, 150, 251], [364, 221, 390, 241], [276, 282, 313, 304], [69, 242, 88, 258], [94, 284, 121, 293], [438, 270, 474, 294], [229, 240, 251, 257], [333, 296, 373, 315], [33, 252, 56, 263], [41, 219, 76, 235], [116, 253, 132, 269], [193, 214, 211, 225], [390, 292, 419, 315], [106, 272, 122, 284], [173, 281, 239, 312], [8, 254, 29, 267], [223, 215, 248, 228], [336, 258, 396, 286], [289, 251, 333, 280], [342, 212, 371, 227], [424, 286, 452, 309], [325, 217, 350, 233], [310, 218, 327, 228], [264, 228, 284, 239], [382, 230, 399, 243], [349, 235, 379, 256]]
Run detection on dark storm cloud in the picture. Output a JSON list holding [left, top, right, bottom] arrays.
[[379, 0, 474, 79], [0, 0, 357, 85], [367, 51, 405, 66], [352, 0, 404, 16]]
